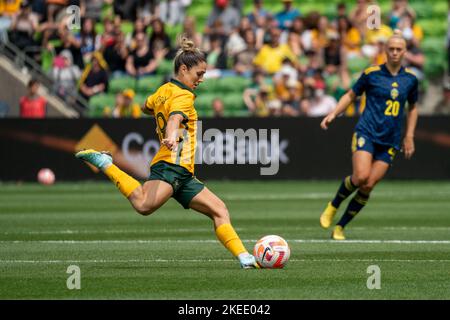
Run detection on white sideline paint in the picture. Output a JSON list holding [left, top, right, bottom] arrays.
[[1, 239, 450, 244], [2, 226, 450, 235], [1, 258, 450, 264]]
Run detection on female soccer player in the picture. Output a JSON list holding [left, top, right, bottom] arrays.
[[319, 31, 419, 240], [76, 37, 259, 268]]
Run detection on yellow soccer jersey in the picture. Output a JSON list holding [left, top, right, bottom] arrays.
[[145, 79, 198, 174]]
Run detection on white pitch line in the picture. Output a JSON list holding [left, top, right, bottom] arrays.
[[1, 226, 450, 235], [1, 239, 450, 244], [1, 258, 450, 264]]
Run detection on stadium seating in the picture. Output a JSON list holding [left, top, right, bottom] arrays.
[[89, 0, 447, 117]]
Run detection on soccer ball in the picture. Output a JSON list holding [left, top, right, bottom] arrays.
[[37, 168, 55, 185], [253, 235, 290, 268]]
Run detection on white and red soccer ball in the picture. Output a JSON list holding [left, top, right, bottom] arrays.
[[37, 168, 55, 185], [253, 235, 290, 268]]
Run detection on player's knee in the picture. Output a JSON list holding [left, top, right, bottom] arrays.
[[212, 202, 229, 219], [353, 173, 370, 187], [134, 202, 157, 216], [360, 180, 376, 194]]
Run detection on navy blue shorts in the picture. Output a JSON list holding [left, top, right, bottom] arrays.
[[351, 132, 398, 165]]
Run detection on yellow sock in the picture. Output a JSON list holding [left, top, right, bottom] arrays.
[[215, 223, 247, 257], [103, 164, 141, 198]]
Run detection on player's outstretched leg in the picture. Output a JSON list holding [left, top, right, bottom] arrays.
[[75, 149, 141, 199], [320, 176, 358, 228], [189, 187, 259, 269]]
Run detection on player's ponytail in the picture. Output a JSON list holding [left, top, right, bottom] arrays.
[[174, 35, 206, 74]]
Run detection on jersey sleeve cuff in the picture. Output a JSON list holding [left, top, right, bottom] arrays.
[[169, 111, 189, 123]]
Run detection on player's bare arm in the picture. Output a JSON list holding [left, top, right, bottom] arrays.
[[320, 90, 357, 130], [403, 103, 418, 159], [162, 113, 184, 151]]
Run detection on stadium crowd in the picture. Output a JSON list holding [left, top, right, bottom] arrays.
[[0, 0, 431, 118]]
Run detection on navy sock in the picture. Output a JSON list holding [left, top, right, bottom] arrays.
[[336, 191, 370, 228], [331, 176, 358, 208]]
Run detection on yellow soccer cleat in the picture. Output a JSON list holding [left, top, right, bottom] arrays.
[[331, 225, 346, 240], [320, 202, 337, 229]]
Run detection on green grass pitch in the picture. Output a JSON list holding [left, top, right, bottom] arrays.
[[0, 181, 449, 299]]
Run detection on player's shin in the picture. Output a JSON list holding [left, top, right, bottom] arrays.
[[336, 191, 370, 228], [215, 223, 247, 257], [331, 175, 358, 208], [104, 164, 141, 198]]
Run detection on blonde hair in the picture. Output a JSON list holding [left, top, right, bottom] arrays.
[[174, 36, 206, 74], [387, 29, 407, 46]]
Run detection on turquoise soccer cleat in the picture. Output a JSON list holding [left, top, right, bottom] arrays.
[[239, 253, 260, 269], [75, 149, 112, 170]]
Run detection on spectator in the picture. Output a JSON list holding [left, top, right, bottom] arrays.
[[98, 17, 117, 51], [159, 0, 190, 26], [212, 98, 224, 117], [403, 30, 425, 80], [303, 50, 322, 77], [253, 27, 297, 75], [136, 0, 157, 25], [205, 0, 240, 37], [103, 31, 129, 78], [243, 69, 266, 108], [112, 89, 142, 118], [311, 15, 332, 54], [225, 16, 250, 57], [274, 58, 297, 83], [8, 2, 39, 50], [323, 30, 341, 75], [285, 17, 305, 57], [126, 31, 167, 77], [148, 18, 172, 58], [126, 17, 148, 50], [302, 11, 321, 53], [248, 85, 281, 117], [275, 0, 300, 31], [397, 11, 423, 46], [335, 2, 348, 20], [388, 0, 416, 31], [303, 82, 337, 117], [363, 24, 393, 59], [114, 0, 139, 21], [372, 35, 387, 66], [281, 78, 302, 117], [79, 51, 109, 101], [54, 25, 84, 69], [247, 0, 269, 27], [349, 0, 372, 38], [51, 49, 81, 100], [46, 0, 68, 23], [337, 16, 361, 59], [233, 28, 257, 77], [0, 0, 21, 42], [79, 17, 101, 63], [20, 78, 47, 118], [206, 34, 228, 70], [182, 16, 203, 49], [80, 0, 104, 22]]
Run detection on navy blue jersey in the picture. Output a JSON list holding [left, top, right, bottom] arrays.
[[352, 64, 418, 149]]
